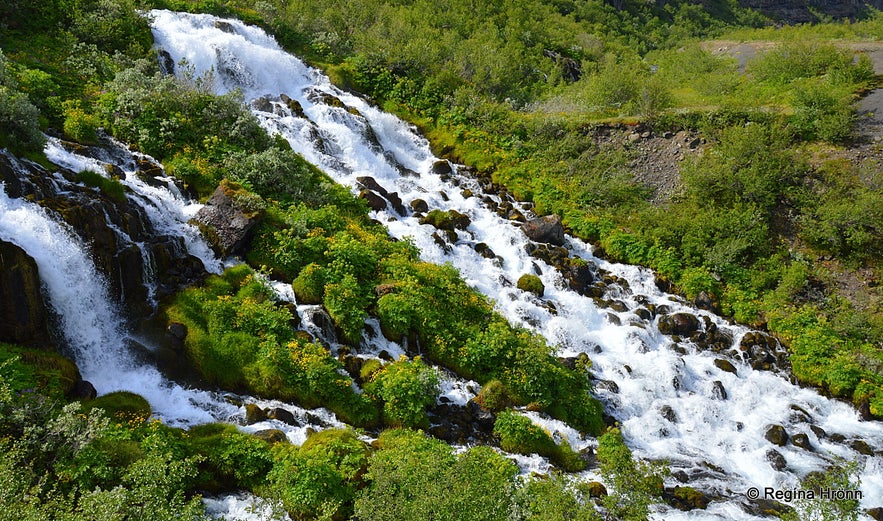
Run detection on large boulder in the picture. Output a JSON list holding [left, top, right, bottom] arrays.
[[0, 240, 53, 346], [657, 312, 701, 336], [194, 181, 262, 257], [522, 215, 565, 245]]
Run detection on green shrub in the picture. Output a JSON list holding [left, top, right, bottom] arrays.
[[365, 356, 439, 428], [354, 429, 517, 521], [187, 423, 274, 491], [0, 85, 45, 152], [597, 428, 667, 521], [224, 147, 330, 204], [264, 431, 368, 521], [291, 263, 326, 304]]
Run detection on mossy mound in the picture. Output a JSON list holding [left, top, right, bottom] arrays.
[[82, 391, 151, 421], [516, 274, 545, 297]]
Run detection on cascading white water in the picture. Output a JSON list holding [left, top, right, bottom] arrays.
[[150, 10, 883, 518], [0, 178, 231, 425]]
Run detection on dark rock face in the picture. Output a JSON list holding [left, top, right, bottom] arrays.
[[0, 240, 53, 346], [665, 486, 712, 511], [714, 358, 737, 374], [522, 215, 565, 246], [194, 181, 262, 257], [791, 433, 813, 451], [766, 449, 787, 470], [356, 176, 406, 215]]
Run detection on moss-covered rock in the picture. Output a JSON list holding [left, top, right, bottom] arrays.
[[474, 380, 511, 411], [83, 391, 151, 421], [516, 274, 545, 297]]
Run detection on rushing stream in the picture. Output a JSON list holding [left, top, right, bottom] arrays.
[[147, 9, 883, 519], [1, 8, 881, 520]]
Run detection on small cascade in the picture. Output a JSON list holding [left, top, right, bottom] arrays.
[[150, 10, 883, 518], [0, 183, 232, 425]]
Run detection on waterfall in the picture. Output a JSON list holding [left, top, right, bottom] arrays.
[[0, 179, 228, 425], [149, 10, 883, 519]]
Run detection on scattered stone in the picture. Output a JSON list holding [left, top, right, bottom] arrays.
[[766, 449, 787, 470], [587, 481, 608, 498], [69, 379, 97, 400], [791, 433, 813, 451], [765, 424, 789, 446], [660, 405, 678, 423], [658, 313, 700, 336], [167, 322, 187, 341], [474, 242, 496, 259], [711, 380, 727, 400], [430, 160, 453, 177], [666, 486, 711, 511], [516, 274, 545, 297], [253, 429, 288, 444], [244, 403, 267, 425], [714, 358, 737, 374], [868, 507, 883, 521], [267, 407, 298, 426], [409, 198, 429, 213], [849, 439, 874, 456]]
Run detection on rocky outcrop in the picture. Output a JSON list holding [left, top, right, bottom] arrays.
[[194, 180, 262, 257], [0, 240, 53, 347]]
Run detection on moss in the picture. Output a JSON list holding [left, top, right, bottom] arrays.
[[291, 263, 325, 304], [474, 379, 510, 411], [82, 391, 151, 421], [75, 170, 127, 203], [516, 274, 545, 297], [359, 358, 382, 383], [0, 343, 80, 397]]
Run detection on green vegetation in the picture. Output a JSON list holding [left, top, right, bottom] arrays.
[[493, 410, 586, 471], [597, 428, 667, 521], [167, 0, 881, 417], [353, 429, 517, 521]]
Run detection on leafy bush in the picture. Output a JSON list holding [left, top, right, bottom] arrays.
[[187, 423, 274, 491], [264, 429, 369, 520], [597, 428, 667, 521], [354, 429, 517, 521], [0, 85, 45, 152], [365, 356, 439, 428], [224, 147, 332, 204], [100, 61, 271, 165], [493, 410, 585, 471]]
